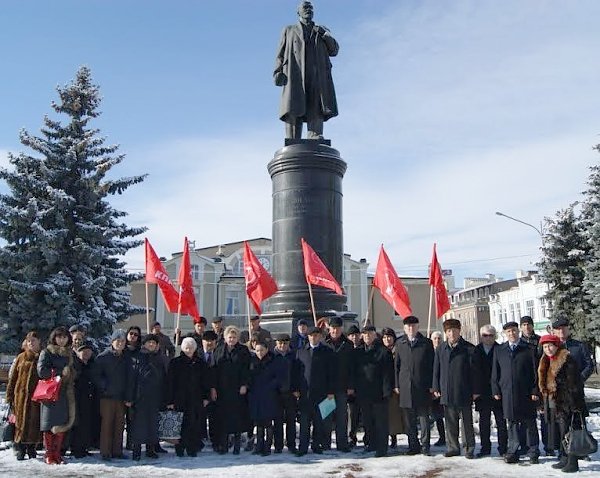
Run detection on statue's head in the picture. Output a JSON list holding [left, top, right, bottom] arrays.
[[297, 1, 314, 22]]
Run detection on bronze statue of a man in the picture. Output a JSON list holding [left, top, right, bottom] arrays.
[[274, 1, 339, 140]]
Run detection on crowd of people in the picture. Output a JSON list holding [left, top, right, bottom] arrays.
[[4, 313, 594, 473]]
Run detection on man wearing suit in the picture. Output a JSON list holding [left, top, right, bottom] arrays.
[[492, 321, 540, 464], [292, 326, 335, 456], [200, 330, 219, 449], [474, 324, 507, 457], [393, 315, 434, 456], [432, 319, 480, 459], [355, 325, 394, 458], [272, 333, 297, 453]]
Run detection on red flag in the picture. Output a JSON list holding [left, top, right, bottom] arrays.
[[373, 245, 412, 318], [301, 238, 343, 295], [145, 238, 179, 313], [177, 237, 200, 321], [429, 243, 451, 318], [243, 242, 278, 314]]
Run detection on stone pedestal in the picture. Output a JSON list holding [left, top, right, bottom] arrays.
[[262, 140, 350, 320]]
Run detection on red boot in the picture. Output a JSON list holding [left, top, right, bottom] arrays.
[[43, 432, 56, 465], [54, 433, 66, 464]]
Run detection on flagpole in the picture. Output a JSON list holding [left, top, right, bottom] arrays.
[[427, 285, 434, 338], [307, 282, 318, 326], [363, 286, 376, 327], [246, 291, 251, 339], [145, 281, 151, 334], [176, 287, 183, 347]]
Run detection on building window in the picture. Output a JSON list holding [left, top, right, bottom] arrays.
[[509, 303, 515, 321], [540, 297, 547, 318], [526, 300, 535, 318], [516, 302, 521, 318], [192, 264, 200, 281]]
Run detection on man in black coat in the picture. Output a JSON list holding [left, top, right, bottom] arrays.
[[272, 333, 297, 453], [520, 316, 541, 348], [474, 324, 507, 457], [355, 325, 394, 458], [200, 331, 219, 449], [491, 321, 540, 464], [346, 325, 363, 447], [551, 316, 594, 382], [432, 319, 480, 459], [322, 316, 354, 452], [292, 326, 335, 456], [393, 315, 434, 455]]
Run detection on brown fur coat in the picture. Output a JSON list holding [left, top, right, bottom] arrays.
[[538, 348, 587, 417], [6, 350, 42, 444]]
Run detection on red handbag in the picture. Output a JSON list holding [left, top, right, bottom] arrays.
[[32, 370, 62, 402]]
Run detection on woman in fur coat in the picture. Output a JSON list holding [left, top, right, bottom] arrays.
[[538, 334, 588, 473], [6, 331, 42, 460], [37, 326, 77, 465]]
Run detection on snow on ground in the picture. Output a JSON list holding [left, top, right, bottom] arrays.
[[0, 390, 598, 477]]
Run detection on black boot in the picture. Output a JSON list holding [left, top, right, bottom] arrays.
[[390, 435, 397, 448], [132, 445, 141, 461], [26, 444, 37, 460], [253, 427, 264, 455], [15, 443, 26, 461], [146, 444, 159, 459], [233, 433, 241, 455], [562, 455, 579, 473], [552, 454, 568, 469], [175, 444, 185, 457], [262, 427, 273, 456]]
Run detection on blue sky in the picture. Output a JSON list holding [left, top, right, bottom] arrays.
[[1, 0, 599, 285]]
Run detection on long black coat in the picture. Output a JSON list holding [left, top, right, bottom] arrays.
[[474, 342, 500, 411], [213, 342, 251, 433], [564, 338, 594, 382], [324, 335, 355, 392], [354, 342, 394, 403], [71, 356, 99, 449], [249, 352, 286, 423], [166, 353, 212, 447], [491, 341, 538, 421], [292, 343, 335, 404], [432, 337, 480, 407], [394, 333, 434, 408], [128, 349, 167, 444], [37, 345, 76, 434]]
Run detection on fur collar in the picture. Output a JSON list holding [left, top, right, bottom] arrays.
[[46, 343, 73, 357], [538, 347, 569, 398]]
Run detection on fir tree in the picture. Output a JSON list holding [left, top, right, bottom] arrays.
[[0, 66, 146, 351], [538, 204, 592, 341], [581, 143, 600, 349]]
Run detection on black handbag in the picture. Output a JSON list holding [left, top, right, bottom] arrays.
[[563, 413, 598, 457], [1, 407, 15, 442]]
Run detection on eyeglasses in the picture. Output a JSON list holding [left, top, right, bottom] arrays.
[[128, 332, 139, 337], [481, 334, 494, 338]]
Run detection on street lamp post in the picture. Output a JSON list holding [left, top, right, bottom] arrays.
[[495, 211, 544, 243]]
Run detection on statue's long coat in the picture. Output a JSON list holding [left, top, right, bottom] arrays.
[[274, 22, 339, 122]]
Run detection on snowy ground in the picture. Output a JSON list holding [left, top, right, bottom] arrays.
[[0, 390, 599, 478]]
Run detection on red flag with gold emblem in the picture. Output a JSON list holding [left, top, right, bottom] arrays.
[[145, 238, 179, 313], [243, 241, 278, 314]]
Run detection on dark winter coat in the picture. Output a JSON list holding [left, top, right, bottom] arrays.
[[394, 333, 434, 409], [249, 352, 286, 423], [6, 350, 42, 444], [564, 338, 594, 382], [213, 342, 251, 433], [92, 346, 132, 401], [128, 349, 167, 444], [432, 337, 480, 407], [538, 348, 587, 419], [240, 327, 272, 347], [292, 343, 335, 404], [273, 348, 294, 394], [324, 334, 355, 392], [155, 332, 176, 359], [274, 22, 338, 122], [491, 341, 538, 421], [71, 356, 99, 450], [291, 333, 308, 351], [474, 342, 501, 410], [166, 352, 212, 448], [37, 345, 77, 434], [354, 341, 394, 403]]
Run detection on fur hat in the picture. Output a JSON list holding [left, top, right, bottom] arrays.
[[442, 319, 461, 331]]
